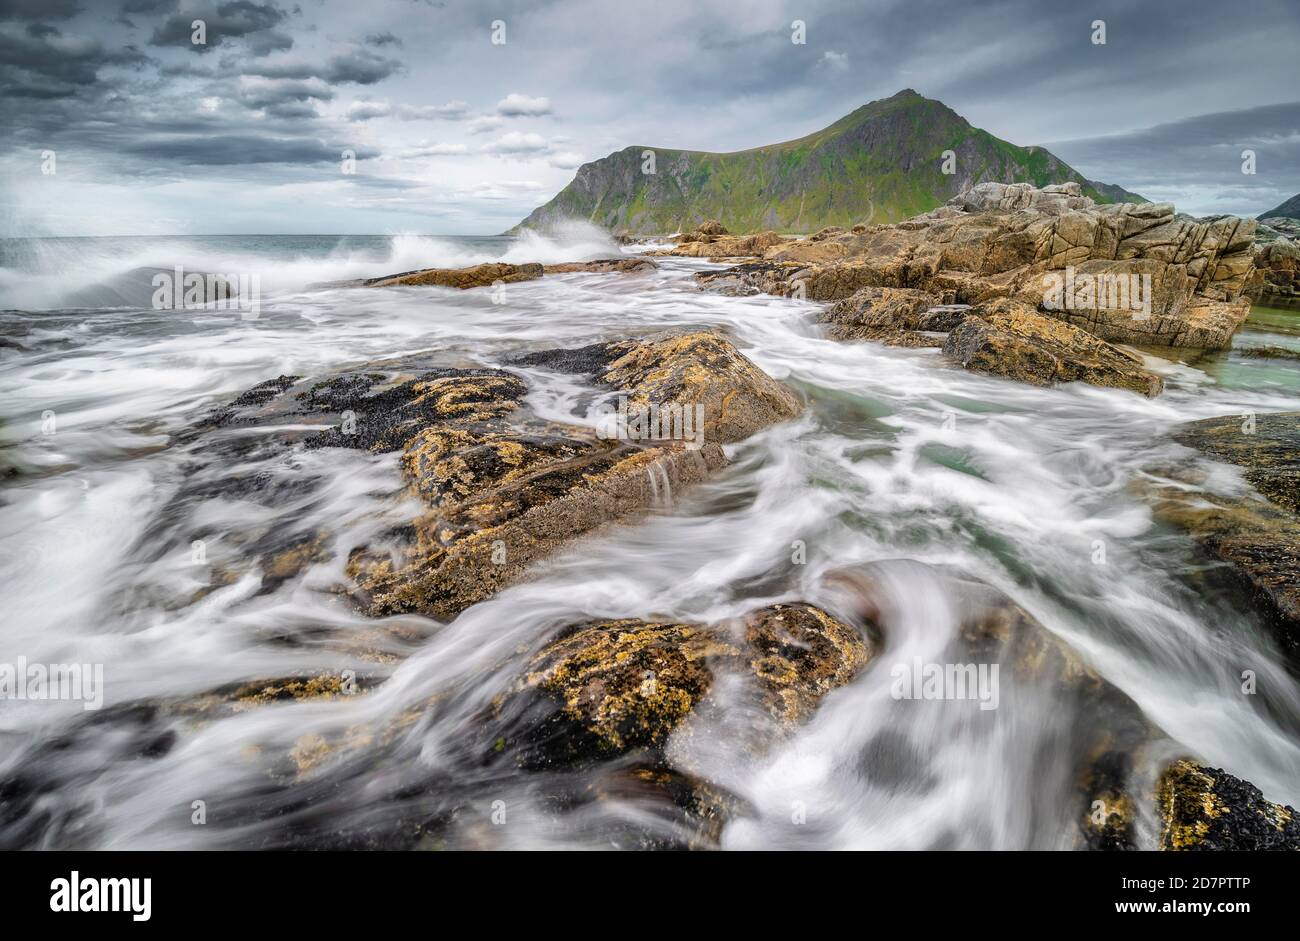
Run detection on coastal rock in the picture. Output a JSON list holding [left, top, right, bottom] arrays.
[[694, 183, 1257, 351], [656, 230, 786, 260], [542, 258, 658, 274], [350, 331, 799, 618], [504, 602, 873, 767], [942, 299, 1164, 396], [948, 180, 1093, 214], [818, 286, 964, 344], [1246, 236, 1300, 303], [1148, 412, 1300, 656], [204, 330, 799, 621], [597, 330, 802, 443], [365, 262, 543, 289], [1157, 759, 1300, 850]]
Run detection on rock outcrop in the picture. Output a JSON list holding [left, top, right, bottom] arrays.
[[365, 262, 544, 289], [943, 299, 1164, 397], [1146, 412, 1300, 657], [702, 182, 1257, 356], [208, 330, 800, 621], [503, 602, 873, 767], [1246, 232, 1300, 304], [542, 258, 658, 274], [1157, 759, 1300, 850]]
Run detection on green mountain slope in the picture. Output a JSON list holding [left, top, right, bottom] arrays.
[[1259, 193, 1300, 220], [510, 89, 1145, 235]]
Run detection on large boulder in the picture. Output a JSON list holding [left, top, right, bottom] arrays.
[[597, 330, 802, 443], [500, 602, 874, 767], [942, 300, 1164, 396], [1246, 235, 1300, 304]]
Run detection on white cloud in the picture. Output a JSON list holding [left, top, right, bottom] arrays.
[[496, 93, 552, 117], [466, 115, 505, 135], [548, 151, 584, 169], [347, 98, 392, 120], [407, 142, 469, 157], [397, 101, 469, 120], [348, 99, 470, 122], [819, 51, 850, 72], [483, 131, 550, 155]]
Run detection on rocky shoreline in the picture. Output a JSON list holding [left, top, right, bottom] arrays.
[[70, 182, 1297, 851]]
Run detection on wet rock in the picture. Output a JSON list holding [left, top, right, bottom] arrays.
[[364, 262, 543, 289], [818, 286, 968, 345], [504, 602, 873, 768], [694, 262, 803, 296], [542, 258, 658, 274], [655, 230, 786, 260], [598, 329, 802, 443], [201, 330, 798, 621], [1147, 412, 1300, 655], [1176, 412, 1300, 515], [1239, 345, 1300, 362], [1157, 759, 1300, 850], [346, 330, 799, 618], [1246, 235, 1300, 304], [943, 299, 1164, 396]]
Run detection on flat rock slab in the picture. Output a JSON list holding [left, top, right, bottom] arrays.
[[365, 262, 543, 289]]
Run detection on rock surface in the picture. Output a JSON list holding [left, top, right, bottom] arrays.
[[1149, 412, 1300, 656], [1157, 759, 1300, 850], [943, 299, 1164, 396], [542, 258, 658, 274], [210, 330, 799, 620], [364, 262, 544, 289], [502, 602, 874, 767], [1246, 234, 1300, 304], [702, 182, 1257, 354]]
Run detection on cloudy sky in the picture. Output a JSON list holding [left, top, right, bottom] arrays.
[[1, 0, 1297, 236]]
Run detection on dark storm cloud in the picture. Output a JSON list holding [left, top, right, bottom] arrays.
[[149, 0, 287, 53], [0, 26, 149, 92], [3, 0, 1298, 233], [1047, 102, 1300, 217], [124, 134, 378, 165], [0, 0, 80, 19]]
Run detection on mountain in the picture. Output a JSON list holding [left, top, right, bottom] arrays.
[[511, 89, 1145, 236], [1259, 193, 1300, 220]]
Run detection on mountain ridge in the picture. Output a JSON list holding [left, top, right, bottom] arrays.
[[1259, 193, 1300, 220], [510, 89, 1145, 236]]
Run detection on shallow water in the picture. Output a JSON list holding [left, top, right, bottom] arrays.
[[2, 231, 1299, 849]]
